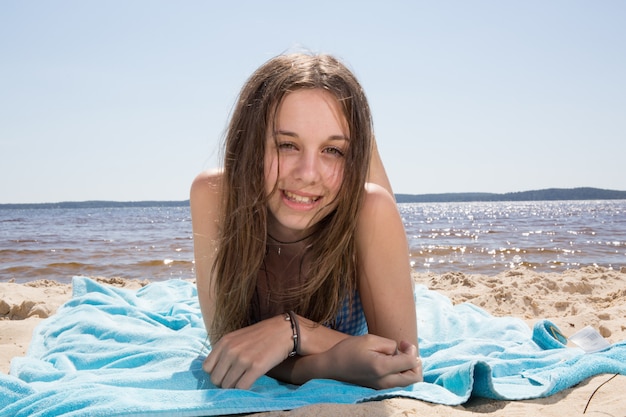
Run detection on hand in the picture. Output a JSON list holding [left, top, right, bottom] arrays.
[[324, 334, 422, 389], [203, 314, 292, 389]]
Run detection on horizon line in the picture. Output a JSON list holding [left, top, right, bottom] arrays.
[[2, 187, 626, 207]]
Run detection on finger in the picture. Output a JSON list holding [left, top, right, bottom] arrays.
[[397, 345, 423, 382], [202, 350, 217, 374], [378, 370, 422, 389], [368, 335, 400, 356], [235, 369, 262, 390], [397, 340, 418, 357], [207, 355, 233, 387], [220, 363, 247, 389], [408, 356, 423, 382], [376, 357, 423, 388], [381, 349, 421, 375]]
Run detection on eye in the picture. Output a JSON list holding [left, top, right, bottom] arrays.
[[277, 141, 298, 151], [324, 146, 345, 158]]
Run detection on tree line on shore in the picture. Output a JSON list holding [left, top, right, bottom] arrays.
[[395, 187, 626, 203]]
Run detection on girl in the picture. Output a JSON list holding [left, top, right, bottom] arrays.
[[191, 53, 422, 390]]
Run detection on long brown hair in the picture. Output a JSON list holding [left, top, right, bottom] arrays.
[[209, 53, 373, 342]]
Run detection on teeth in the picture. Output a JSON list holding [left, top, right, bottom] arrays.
[[284, 191, 318, 204]]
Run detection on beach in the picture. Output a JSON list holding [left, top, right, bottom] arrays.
[[2, 267, 625, 416]]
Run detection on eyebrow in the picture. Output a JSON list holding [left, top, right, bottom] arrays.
[[275, 130, 350, 141]]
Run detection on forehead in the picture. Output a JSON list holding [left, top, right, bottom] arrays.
[[273, 89, 349, 136]]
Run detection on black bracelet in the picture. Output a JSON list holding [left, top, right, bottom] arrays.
[[288, 311, 301, 354], [284, 311, 300, 357]]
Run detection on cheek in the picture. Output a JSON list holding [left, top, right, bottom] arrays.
[[326, 163, 344, 193]]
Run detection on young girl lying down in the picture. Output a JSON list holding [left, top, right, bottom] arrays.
[[191, 52, 422, 390]]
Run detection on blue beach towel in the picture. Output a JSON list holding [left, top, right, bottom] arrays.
[[1, 276, 625, 416]]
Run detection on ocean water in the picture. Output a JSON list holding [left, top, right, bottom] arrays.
[[1, 201, 625, 284], [402, 200, 625, 273], [0, 206, 193, 284]]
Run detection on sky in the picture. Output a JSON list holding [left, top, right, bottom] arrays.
[[1, 1, 625, 204]]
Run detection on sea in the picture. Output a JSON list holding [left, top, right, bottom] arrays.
[[1, 200, 625, 284]]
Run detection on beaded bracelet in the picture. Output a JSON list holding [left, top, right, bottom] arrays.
[[284, 311, 301, 357]]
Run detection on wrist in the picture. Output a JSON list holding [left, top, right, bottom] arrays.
[[296, 316, 349, 356], [287, 348, 332, 385], [283, 312, 300, 357]]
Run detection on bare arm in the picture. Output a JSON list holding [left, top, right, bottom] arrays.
[[356, 183, 418, 347], [368, 137, 394, 198], [190, 169, 223, 335]]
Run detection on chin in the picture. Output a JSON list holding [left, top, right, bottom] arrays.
[[277, 218, 316, 233], [269, 203, 336, 233]]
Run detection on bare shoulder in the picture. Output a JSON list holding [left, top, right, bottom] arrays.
[[190, 169, 223, 206], [356, 182, 405, 247], [190, 169, 223, 240], [359, 182, 397, 218]]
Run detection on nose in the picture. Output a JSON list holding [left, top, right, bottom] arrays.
[[294, 151, 321, 184]]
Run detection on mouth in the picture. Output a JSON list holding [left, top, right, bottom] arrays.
[[282, 190, 322, 205]]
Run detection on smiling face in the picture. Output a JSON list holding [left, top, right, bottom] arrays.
[[264, 89, 349, 240]]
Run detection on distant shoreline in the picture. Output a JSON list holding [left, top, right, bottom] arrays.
[[396, 187, 626, 203], [0, 200, 190, 210], [1, 187, 626, 209]]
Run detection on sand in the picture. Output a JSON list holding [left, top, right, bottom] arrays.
[[2, 267, 625, 416]]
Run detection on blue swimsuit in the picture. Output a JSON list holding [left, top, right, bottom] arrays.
[[331, 292, 368, 336]]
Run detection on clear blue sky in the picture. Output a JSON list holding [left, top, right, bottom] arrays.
[[1, 1, 625, 204]]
